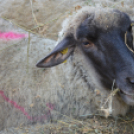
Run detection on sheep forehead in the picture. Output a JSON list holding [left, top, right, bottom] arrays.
[[63, 7, 129, 38]]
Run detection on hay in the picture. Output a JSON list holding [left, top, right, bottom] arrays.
[[1, 115, 134, 134]]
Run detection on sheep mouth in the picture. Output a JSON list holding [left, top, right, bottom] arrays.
[[119, 90, 134, 105]]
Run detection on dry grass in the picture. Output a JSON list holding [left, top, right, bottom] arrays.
[[2, 114, 134, 134]]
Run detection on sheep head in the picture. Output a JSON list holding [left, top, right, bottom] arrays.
[[37, 7, 134, 106]]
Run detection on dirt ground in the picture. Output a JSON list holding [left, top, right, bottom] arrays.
[[0, 0, 134, 134]]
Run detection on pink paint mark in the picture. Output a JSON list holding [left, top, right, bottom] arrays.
[[0, 32, 27, 40], [0, 90, 54, 122]]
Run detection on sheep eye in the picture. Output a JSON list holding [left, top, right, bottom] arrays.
[[83, 42, 89, 45], [82, 41, 93, 48]]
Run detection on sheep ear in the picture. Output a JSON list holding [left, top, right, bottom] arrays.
[[36, 37, 75, 68]]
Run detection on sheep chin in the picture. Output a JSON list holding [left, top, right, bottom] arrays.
[[120, 91, 134, 105]]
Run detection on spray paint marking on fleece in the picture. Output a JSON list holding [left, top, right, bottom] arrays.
[[0, 32, 27, 40], [0, 90, 54, 122]]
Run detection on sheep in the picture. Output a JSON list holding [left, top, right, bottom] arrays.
[[0, 2, 134, 133], [37, 6, 134, 118]]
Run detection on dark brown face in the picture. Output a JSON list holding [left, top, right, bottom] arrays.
[[76, 11, 134, 105], [36, 10, 134, 105]]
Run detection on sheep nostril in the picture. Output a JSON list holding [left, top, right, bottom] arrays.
[[127, 77, 134, 84]]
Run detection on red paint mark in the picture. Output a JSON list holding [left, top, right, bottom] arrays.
[[46, 103, 55, 110], [0, 90, 54, 122], [0, 32, 27, 40], [0, 90, 32, 120]]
